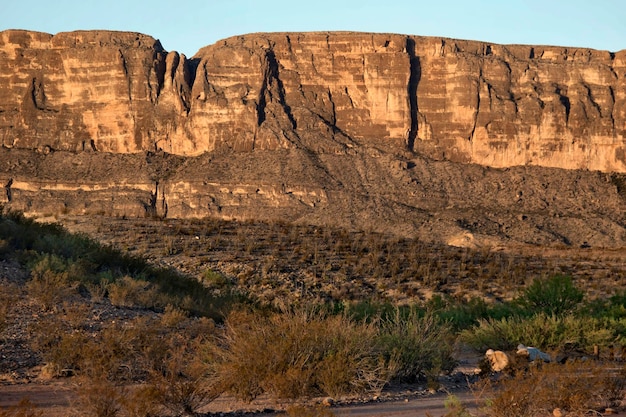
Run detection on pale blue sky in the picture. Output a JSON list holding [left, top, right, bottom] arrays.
[[1, 0, 624, 57]]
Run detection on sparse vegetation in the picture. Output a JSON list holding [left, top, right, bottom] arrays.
[[215, 308, 389, 401], [377, 309, 456, 383], [1, 208, 625, 415], [478, 360, 626, 417], [518, 274, 584, 316], [0, 208, 248, 320], [0, 399, 43, 417]]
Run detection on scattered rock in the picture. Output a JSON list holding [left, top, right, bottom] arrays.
[[517, 344, 551, 362], [485, 349, 510, 372], [321, 397, 334, 407]]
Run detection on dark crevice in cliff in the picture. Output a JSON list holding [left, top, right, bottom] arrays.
[[186, 58, 200, 90], [30, 78, 47, 110], [4, 178, 12, 203], [469, 69, 483, 141], [581, 84, 603, 119], [257, 50, 297, 130], [406, 38, 420, 151], [153, 51, 167, 99], [556, 87, 570, 123], [268, 50, 297, 130], [118, 50, 133, 104], [144, 181, 167, 218], [257, 78, 268, 126], [609, 86, 616, 129]]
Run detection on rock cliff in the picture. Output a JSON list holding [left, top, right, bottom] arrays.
[[1, 30, 625, 170], [1, 30, 625, 247]]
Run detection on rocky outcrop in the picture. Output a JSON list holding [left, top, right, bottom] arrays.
[[1, 30, 625, 171], [1, 30, 626, 248]]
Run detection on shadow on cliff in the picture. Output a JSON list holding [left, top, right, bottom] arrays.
[[406, 37, 421, 152]]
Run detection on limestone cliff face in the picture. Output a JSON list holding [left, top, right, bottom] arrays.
[[0, 29, 192, 153], [411, 38, 626, 172], [1, 29, 625, 171]]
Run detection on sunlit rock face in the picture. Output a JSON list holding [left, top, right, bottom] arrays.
[[1, 29, 624, 171], [1, 30, 626, 248]]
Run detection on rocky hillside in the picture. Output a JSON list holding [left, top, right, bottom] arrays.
[[0, 30, 625, 248]]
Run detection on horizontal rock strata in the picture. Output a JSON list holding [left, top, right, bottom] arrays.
[[1, 30, 625, 170], [1, 30, 625, 247]]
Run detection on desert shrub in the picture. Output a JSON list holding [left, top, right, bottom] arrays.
[[460, 313, 621, 352], [160, 304, 188, 328], [441, 394, 472, 417], [517, 275, 584, 316], [216, 308, 387, 401], [26, 255, 77, 310], [336, 300, 399, 322], [426, 294, 524, 330], [202, 268, 231, 290], [481, 360, 626, 417], [74, 376, 124, 417], [584, 290, 626, 319], [120, 385, 162, 417], [0, 399, 43, 417], [377, 309, 456, 383], [148, 334, 220, 416], [107, 276, 160, 308]]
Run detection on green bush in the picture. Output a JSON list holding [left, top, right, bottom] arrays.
[[426, 294, 525, 330], [377, 309, 456, 383], [460, 313, 622, 352], [517, 275, 584, 316]]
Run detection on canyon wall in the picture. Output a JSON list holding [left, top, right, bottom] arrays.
[[0, 30, 625, 171], [1, 30, 626, 247]]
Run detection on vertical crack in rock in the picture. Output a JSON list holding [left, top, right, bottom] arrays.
[[145, 181, 159, 218], [153, 51, 167, 99], [555, 86, 570, 124], [268, 50, 297, 130], [469, 69, 482, 141], [4, 178, 12, 202], [583, 84, 603, 117], [257, 49, 297, 130], [609, 86, 616, 130], [30, 77, 47, 110], [257, 62, 269, 126], [119, 50, 133, 104], [406, 38, 420, 151], [160, 185, 168, 219], [186, 58, 200, 90]]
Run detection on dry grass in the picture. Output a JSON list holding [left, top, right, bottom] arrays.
[[0, 399, 43, 417], [64, 216, 626, 307], [478, 360, 626, 417], [215, 308, 389, 401]]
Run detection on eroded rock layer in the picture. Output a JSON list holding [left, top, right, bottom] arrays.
[[1, 30, 625, 247], [1, 30, 625, 170]]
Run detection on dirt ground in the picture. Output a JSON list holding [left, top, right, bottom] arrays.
[[0, 381, 482, 417]]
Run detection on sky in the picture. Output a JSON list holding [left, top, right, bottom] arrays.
[[1, 0, 624, 57]]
